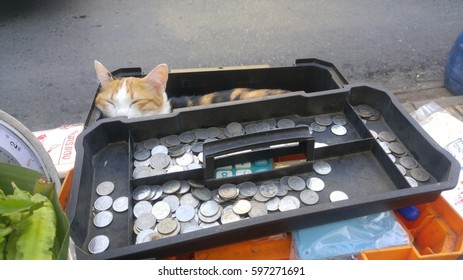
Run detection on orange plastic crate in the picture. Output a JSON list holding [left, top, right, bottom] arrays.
[[359, 195, 463, 260]]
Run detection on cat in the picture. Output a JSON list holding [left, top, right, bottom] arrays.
[[94, 60, 289, 118]]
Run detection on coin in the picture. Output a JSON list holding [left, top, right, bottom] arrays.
[[157, 218, 179, 235], [133, 166, 151, 179], [233, 199, 252, 215], [143, 138, 160, 150], [410, 168, 430, 182], [314, 161, 332, 175], [238, 181, 258, 197], [388, 142, 407, 155], [151, 145, 169, 155], [395, 164, 407, 176], [265, 197, 280, 211], [176, 153, 194, 166], [276, 183, 289, 196], [112, 196, 129, 212], [218, 183, 239, 200], [88, 235, 110, 254], [179, 131, 196, 143], [378, 131, 396, 142], [314, 115, 333, 126], [134, 158, 151, 168], [199, 221, 221, 228], [132, 185, 151, 201], [149, 185, 163, 200], [207, 127, 221, 138], [134, 213, 157, 231], [134, 148, 151, 161], [191, 142, 204, 153], [168, 144, 186, 157], [369, 130, 378, 139], [167, 165, 184, 173], [287, 176, 306, 191], [279, 196, 300, 211], [379, 141, 391, 154], [333, 115, 348, 126], [300, 190, 320, 205], [199, 200, 220, 217], [94, 195, 113, 211], [93, 211, 113, 228], [367, 109, 381, 121], [355, 104, 375, 118], [165, 135, 181, 147], [226, 122, 244, 136], [310, 122, 326, 133], [259, 181, 279, 198], [221, 210, 241, 224], [177, 180, 191, 194], [330, 191, 349, 202], [399, 156, 419, 170], [151, 201, 171, 220], [280, 176, 291, 190], [255, 122, 271, 132], [175, 204, 196, 222], [198, 205, 223, 223], [405, 176, 419, 188], [388, 154, 396, 163], [188, 179, 205, 189], [248, 202, 268, 218], [136, 229, 156, 244], [277, 118, 296, 128], [307, 177, 325, 191], [162, 195, 180, 212], [162, 180, 181, 194], [192, 187, 212, 201], [150, 153, 171, 169], [195, 128, 209, 140], [253, 190, 271, 202], [96, 181, 115, 196], [331, 124, 347, 136], [133, 200, 153, 218]]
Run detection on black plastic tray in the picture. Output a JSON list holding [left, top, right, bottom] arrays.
[[68, 84, 460, 259], [84, 58, 348, 127]]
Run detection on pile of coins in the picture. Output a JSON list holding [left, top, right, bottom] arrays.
[[88, 181, 129, 254], [354, 104, 430, 187], [133, 116, 351, 179], [131, 161, 349, 245]]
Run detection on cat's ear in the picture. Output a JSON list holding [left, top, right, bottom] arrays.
[[94, 60, 114, 88], [143, 64, 169, 91]]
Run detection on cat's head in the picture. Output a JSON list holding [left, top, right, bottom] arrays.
[[94, 61, 172, 118]]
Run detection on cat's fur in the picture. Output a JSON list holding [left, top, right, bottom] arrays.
[[94, 61, 288, 118]]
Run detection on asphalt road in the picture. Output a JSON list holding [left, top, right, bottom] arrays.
[[1, 0, 462, 131]]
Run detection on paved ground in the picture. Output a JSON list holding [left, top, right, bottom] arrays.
[[1, 0, 463, 131]]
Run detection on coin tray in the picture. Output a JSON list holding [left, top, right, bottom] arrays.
[[69, 83, 460, 259]]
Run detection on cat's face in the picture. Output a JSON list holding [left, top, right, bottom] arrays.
[[94, 61, 172, 118]]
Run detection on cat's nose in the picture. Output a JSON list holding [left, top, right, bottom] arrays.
[[115, 109, 129, 117]]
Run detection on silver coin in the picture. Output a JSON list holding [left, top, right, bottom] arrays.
[[157, 217, 179, 235], [164, 135, 181, 147], [149, 185, 163, 201], [150, 153, 172, 169], [399, 156, 419, 170], [151, 145, 169, 155], [134, 158, 151, 168], [187, 163, 203, 170], [176, 153, 194, 166], [133, 166, 151, 179], [221, 210, 241, 224], [248, 202, 268, 218], [253, 190, 271, 202], [410, 168, 430, 182], [218, 183, 239, 200], [333, 115, 348, 126], [378, 131, 397, 143], [112, 196, 129, 212], [255, 122, 271, 132], [314, 115, 333, 126], [276, 184, 289, 196], [151, 201, 171, 220], [199, 221, 221, 228], [168, 144, 186, 157], [307, 177, 325, 191], [133, 200, 153, 218], [388, 142, 407, 155], [280, 176, 291, 190], [162, 180, 181, 194], [192, 187, 212, 201], [96, 181, 115, 196], [232, 199, 252, 215], [132, 185, 151, 201], [93, 211, 113, 228], [314, 161, 332, 175], [176, 180, 191, 194], [162, 195, 180, 212], [277, 118, 296, 128], [135, 213, 157, 231], [207, 127, 221, 138], [136, 229, 156, 244], [151, 168, 167, 176], [181, 223, 202, 234], [379, 141, 391, 154], [198, 205, 223, 223], [167, 165, 184, 173], [134, 148, 151, 161], [238, 181, 258, 197], [195, 128, 209, 140], [310, 122, 326, 133], [199, 200, 220, 217], [259, 181, 279, 198], [388, 154, 397, 163], [94, 195, 113, 211], [367, 109, 381, 121], [330, 191, 349, 202], [265, 197, 280, 211], [405, 176, 419, 188], [88, 235, 110, 254], [226, 122, 244, 136], [180, 192, 200, 208], [287, 176, 306, 191], [175, 204, 196, 222], [331, 124, 347, 136], [245, 123, 257, 134], [179, 131, 196, 143], [212, 189, 226, 203], [279, 196, 300, 212], [142, 138, 160, 150], [191, 142, 204, 153], [369, 130, 378, 139], [355, 104, 375, 118], [395, 164, 407, 176], [300, 189, 320, 205]]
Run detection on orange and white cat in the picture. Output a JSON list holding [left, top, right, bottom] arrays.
[[94, 60, 288, 118]]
